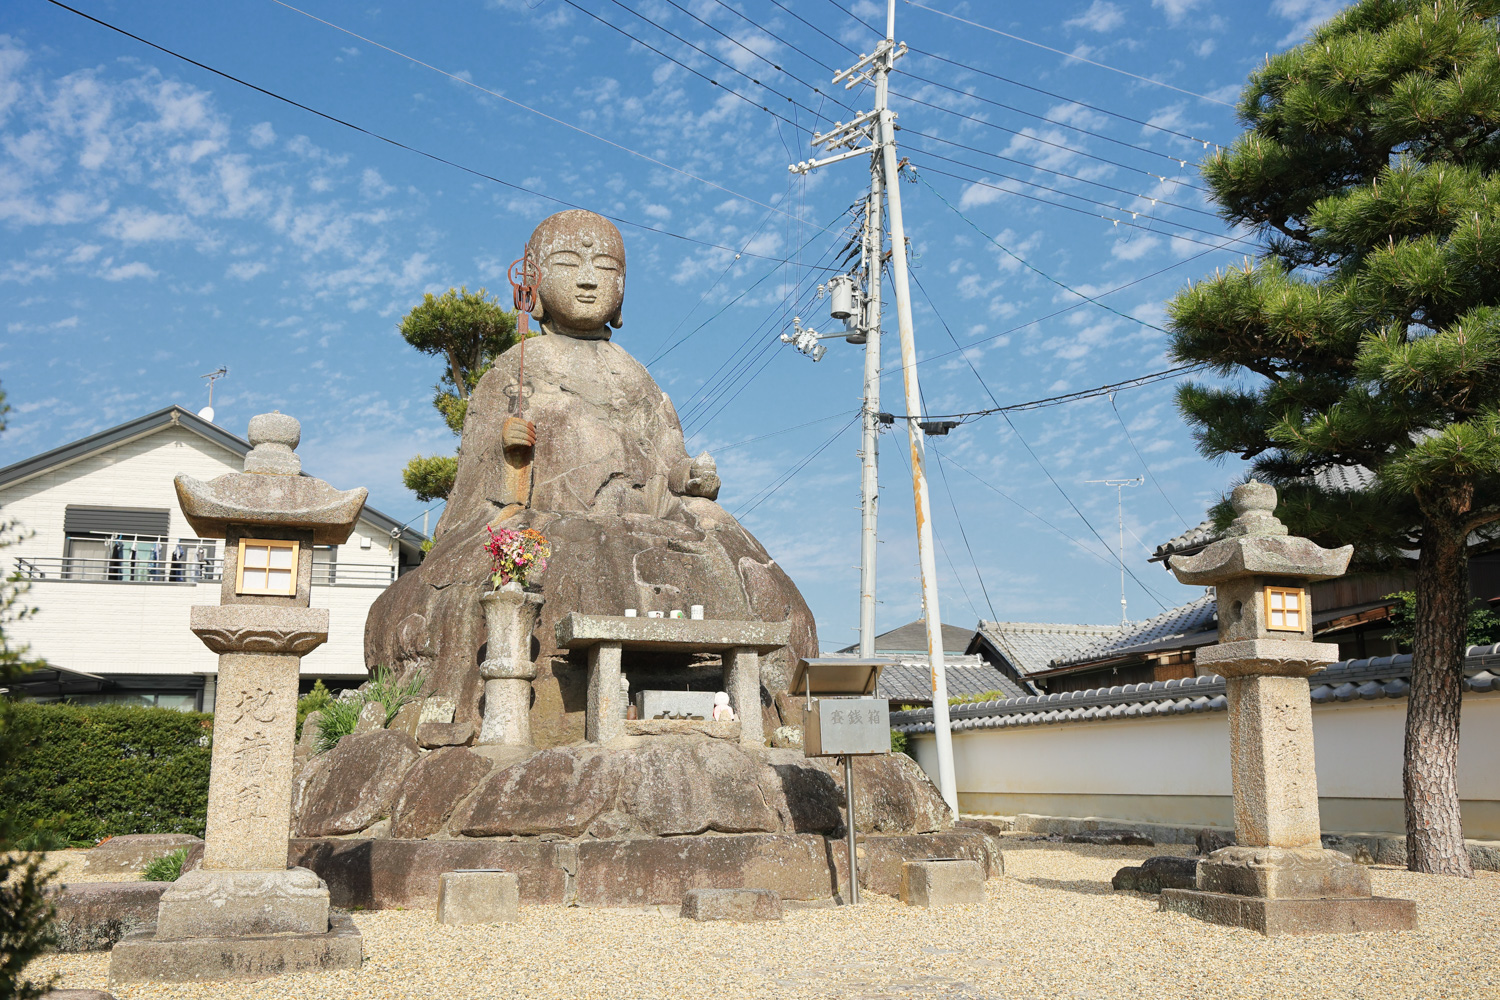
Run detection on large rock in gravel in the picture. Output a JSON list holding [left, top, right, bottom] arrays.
[[1112, 855, 1199, 894], [292, 730, 420, 837], [390, 747, 494, 839], [361, 335, 818, 749], [444, 738, 951, 840]]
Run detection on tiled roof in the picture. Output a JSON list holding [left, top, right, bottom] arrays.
[[837, 620, 975, 656], [875, 655, 1028, 703], [1150, 518, 1221, 563], [970, 621, 1121, 677], [1045, 595, 1218, 671], [892, 645, 1500, 734]]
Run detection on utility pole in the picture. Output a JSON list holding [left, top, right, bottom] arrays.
[[1087, 476, 1143, 625], [790, 0, 958, 814], [856, 171, 883, 658]]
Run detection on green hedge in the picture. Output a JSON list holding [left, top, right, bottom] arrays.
[[0, 703, 212, 843]]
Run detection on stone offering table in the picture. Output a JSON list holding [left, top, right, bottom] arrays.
[[1158, 482, 1416, 936], [554, 613, 791, 746], [109, 413, 365, 983]]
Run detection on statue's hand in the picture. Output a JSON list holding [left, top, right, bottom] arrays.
[[502, 417, 536, 453], [685, 450, 721, 500]]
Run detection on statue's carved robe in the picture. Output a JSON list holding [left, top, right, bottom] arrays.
[[367, 334, 816, 748]]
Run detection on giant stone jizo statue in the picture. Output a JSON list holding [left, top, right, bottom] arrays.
[[365, 210, 817, 748]]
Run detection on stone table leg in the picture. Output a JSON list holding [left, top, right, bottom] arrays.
[[587, 642, 623, 743], [725, 646, 763, 746]]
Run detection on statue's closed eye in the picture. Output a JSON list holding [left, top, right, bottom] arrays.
[[547, 251, 582, 267], [593, 255, 621, 271]]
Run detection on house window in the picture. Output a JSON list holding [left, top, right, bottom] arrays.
[[1265, 587, 1305, 631], [236, 539, 298, 596], [312, 545, 337, 586]]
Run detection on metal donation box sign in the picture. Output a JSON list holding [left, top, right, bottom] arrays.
[[804, 697, 891, 757]]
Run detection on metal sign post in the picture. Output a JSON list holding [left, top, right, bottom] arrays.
[[791, 658, 890, 904]]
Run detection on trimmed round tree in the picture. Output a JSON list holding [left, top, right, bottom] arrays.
[[1169, 0, 1500, 875]]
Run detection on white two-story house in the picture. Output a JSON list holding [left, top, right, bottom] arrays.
[[0, 406, 426, 711]]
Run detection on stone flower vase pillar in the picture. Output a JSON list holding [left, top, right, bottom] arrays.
[[478, 584, 542, 745], [1159, 481, 1416, 935], [108, 413, 365, 984]]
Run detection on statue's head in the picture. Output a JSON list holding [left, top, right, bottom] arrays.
[[526, 210, 625, 340]]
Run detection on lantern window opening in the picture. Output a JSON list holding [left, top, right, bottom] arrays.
[[237, 538, 299, 596], [1265, 586, 1305, 631]]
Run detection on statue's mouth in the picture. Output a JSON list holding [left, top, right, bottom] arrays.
[[575, 294, 597, 304]]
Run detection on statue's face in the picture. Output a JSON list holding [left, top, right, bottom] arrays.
[[528, 211, 625, 335]]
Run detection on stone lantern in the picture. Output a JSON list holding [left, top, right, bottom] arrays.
[[1159, 481, 1415, 935], [109, 413, 364, 983]]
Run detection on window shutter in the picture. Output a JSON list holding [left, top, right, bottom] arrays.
[[63, 506, 171, 537]]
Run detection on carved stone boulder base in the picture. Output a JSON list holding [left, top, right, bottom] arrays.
[[1158, 482, 1415, 935], [110, 413, 365, 984]]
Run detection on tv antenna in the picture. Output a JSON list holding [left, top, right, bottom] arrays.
[[198, 367, 228, 423], [1086, 477, 1144, 625]]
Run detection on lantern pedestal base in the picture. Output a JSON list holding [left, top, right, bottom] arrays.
[[1159, 888, 1416, 936]]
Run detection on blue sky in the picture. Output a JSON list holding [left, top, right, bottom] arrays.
[[0, 0, 1345, 649]]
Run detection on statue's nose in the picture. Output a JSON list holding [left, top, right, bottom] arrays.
[[577, 266, 598, 289]]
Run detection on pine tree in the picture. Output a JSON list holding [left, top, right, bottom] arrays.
[[398, 286, 519, 502], [1169, 0, 1500, 876]]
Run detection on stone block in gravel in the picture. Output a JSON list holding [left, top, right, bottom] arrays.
[[855, 830, 997, 896], [43, 991, 117, 999], [390, 747, 492, 839], [680, 888, 783, 921], [1064, 829, 1154, 847], [51, 882, 167, 952], [1112, 855, 1199, 894], [900, 859, 985, 907], [436, 871, 518, 925], [79, 835, 201, 876], [107, 912, 363, 984], [292, 729, 420, 837]]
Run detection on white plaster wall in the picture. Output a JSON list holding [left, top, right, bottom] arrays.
[[909, 692, 1500, 839], [1, 423, 400, 680]]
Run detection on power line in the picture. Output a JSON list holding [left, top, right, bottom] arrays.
[[266, 0, 827, 231], [44, 0, 833, 269], [732, 412, 861, 518], [889, 365, 1210, 421], [906, 146, 1217, 224], [764, 0, 858, 58], [655, 0, 853, 109], [931, 443, 996, 619], [913, 162, 1258, 252], [901, 1, 1236, 108], [556, 0, 819, 136], [585, 0, 839, 128], [906, 262, 1170, 613], [708, 409, 856, 453], [891, 78, 1215, 169], [1108, 392, 1192, 529], [708, 0, 839, 73], [906, 46, 1228, 150], [941, 450, 1173, 607]]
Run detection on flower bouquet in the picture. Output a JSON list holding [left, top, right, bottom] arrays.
[[483, 525, 551, 590]]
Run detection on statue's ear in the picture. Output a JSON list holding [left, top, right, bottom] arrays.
[[531, 297, 545, 323], [609, 306, 623, 330]]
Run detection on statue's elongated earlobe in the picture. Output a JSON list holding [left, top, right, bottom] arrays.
[[609, 310, 623, 330], [532, 298, 545, 323]]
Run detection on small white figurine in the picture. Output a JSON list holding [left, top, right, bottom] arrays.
[[712, 691, 736, 722]]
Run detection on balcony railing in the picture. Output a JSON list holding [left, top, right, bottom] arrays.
[[12, 557, 395, 587]]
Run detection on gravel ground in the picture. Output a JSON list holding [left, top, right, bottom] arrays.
[[26, 838, 1500, 1000]]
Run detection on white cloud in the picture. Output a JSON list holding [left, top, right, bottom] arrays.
[[1111, 234, 1161, 261], [248, 122, 276, 148], [1153, 0, 1206, 24], [1065, 1, 1126, 32], [101, 261, 157, 281], [1271, 0, 1343, 43], [101, 206, 195, 242], [359, 167, 395, 200], [227, 260, 268, 280]]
